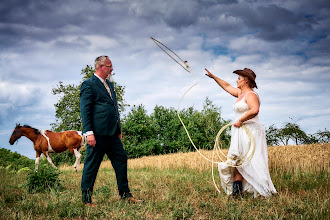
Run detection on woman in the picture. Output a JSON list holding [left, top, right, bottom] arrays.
[[205, 68, 276, 198]]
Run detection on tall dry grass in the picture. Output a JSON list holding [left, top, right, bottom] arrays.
[[85, 143, 329, 172], [268, 143, 329, 172]]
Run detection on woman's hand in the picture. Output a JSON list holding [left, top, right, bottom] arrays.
[[233, 120, 243, 128], [205, 68, 214, 78], [204, 68, 240, 98]]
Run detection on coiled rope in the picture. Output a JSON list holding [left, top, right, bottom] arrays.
[[151, 37, 255, 193]]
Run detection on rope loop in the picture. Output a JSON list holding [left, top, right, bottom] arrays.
[[151, 37, 191, 73]]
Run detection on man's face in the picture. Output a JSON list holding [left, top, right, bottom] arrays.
[[101, 58, 113, 78]]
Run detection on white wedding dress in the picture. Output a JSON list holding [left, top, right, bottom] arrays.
[[218, 92, 277, 197]]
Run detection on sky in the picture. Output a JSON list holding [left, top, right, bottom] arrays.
[[1, 0, 329, 159]]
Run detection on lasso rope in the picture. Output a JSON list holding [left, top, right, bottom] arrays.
[[151, 37, 255, 193], [150, 37, 191, 73]]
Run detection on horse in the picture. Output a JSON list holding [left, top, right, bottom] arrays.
[[9, 124, 87, 171]]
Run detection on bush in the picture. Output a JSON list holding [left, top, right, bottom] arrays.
[[25, 164, 63, 193], [18, 167, 31, 174], [0, 148, 34, 171]]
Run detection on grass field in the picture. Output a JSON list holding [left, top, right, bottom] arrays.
[[0, 143, 329, 219]]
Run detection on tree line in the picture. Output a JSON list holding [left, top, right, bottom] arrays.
[[121, 99, 231, 158], [47, 65, 329, 165], [0, 148, 34, 171], [266, 123, 329, 146]]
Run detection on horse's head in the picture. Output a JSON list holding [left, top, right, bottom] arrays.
[[9, 124, 22, 145]]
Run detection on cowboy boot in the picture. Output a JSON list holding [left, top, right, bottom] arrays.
[[232, 181, 243, 197]]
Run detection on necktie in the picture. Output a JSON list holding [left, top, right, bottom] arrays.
[[103, 80, 113, 99]]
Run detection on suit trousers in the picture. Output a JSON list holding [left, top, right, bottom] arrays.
[[81, 133, 130, 196]]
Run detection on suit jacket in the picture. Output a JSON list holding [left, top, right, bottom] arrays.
[[80, 74, 121, 136]]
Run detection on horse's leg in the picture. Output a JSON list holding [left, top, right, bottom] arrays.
[[43, 151, 57, 169], [35, 151, 41, 171], [73, 148, 82, 172]]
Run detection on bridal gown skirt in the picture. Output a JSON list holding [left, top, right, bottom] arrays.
[[218, 121, 277, 197]]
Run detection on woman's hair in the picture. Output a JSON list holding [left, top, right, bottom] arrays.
[[243, 76, 257, 89], [94, 55, 109, 69]]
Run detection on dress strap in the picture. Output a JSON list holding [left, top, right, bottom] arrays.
[[243, 91, 256, 98], [244, 91, 260, 103]]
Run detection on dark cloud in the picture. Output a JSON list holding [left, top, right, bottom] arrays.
[[1, 0, 90, 28], [309, 37, 330, 58], [128, 0, 240, 29], [0, 0, 131, 49], [233, 4, 315, 41], [1, 0, 329, 53]]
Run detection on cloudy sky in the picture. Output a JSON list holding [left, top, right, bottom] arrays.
[[1, 0, 329, 159]]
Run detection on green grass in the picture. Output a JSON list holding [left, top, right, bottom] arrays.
[[0, 165, 329, 219]]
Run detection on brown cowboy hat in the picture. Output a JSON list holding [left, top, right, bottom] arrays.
[[233, 68, 258, 89]]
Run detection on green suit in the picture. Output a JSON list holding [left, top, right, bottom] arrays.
[[80, 74, 130, 203], [80, 74, 121, 136]]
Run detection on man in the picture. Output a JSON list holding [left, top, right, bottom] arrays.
[[80, 55, 139, 206]]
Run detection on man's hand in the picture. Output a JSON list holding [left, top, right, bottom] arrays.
[[119, 133, 122, 140], [87, 134, 96, 147]]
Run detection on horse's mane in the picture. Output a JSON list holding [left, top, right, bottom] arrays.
[[22, 125, 41, 135]]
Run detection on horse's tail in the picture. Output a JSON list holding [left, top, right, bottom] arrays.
[[77, 131, 87, 151]]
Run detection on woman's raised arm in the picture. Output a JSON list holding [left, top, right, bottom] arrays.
[[205, 68, 240, 97]]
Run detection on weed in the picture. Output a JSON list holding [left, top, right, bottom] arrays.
[[24, 164, 63, 193]]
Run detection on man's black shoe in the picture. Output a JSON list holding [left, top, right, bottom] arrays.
[[121, 192, 142, 203]]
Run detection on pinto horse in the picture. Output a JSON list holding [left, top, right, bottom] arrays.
[[9, 124, 86, 171]]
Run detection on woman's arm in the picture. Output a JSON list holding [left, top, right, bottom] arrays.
[[233, 93, 260, 127], [205, 68, 240, 97]]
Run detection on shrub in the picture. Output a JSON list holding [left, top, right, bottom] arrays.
[[24, 164, 63, 193], [18, 167, 31, 174]]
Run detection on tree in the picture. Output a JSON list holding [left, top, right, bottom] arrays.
[[314, 128, 330, 143], [303, 133, 319, 145], [200, 97, 231, 149], [52, 82, 82, 132], [150, 105, 182, 153], [265, 122, 324, 146], [266, 124, 280, 146], [284, 123, 306, 145], [121, 104, 160, 158]]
